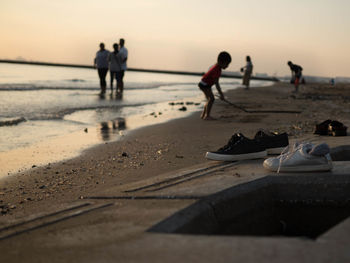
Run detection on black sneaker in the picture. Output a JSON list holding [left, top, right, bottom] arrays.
[[254, 130, 289, 155], [314, 120, 332, 135], [328, 120, 347, 136], [206, 133, 267, 161]]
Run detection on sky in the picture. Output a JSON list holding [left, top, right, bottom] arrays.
[[0, 0, 349, 77]]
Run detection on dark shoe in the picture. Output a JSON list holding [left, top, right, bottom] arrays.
[[328, 121, 347, 136], [206, 133, 267, 161], [254, 130, 289, 154], [314, 120, 332, 135]]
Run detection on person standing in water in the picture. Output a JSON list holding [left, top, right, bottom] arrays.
[[241, 55, 253, 89], [118, 38, 128, 94], [108, 43, 123, 95], [94, 43, 110, 95]]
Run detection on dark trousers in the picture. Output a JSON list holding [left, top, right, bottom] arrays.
[[98, 68, 108, 92]]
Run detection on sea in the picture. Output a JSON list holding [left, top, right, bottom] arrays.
[[0, 62, 270, 177]]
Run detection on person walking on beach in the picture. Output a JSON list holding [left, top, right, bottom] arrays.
[[94, 43, 110, 95], [198, 51, 231, 120], [108, 43, 123, 94], [118, 38, 128, 94], [241, 55, 253, 89], [287, 61, 303, 93]]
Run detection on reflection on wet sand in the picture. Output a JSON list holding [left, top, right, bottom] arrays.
[[99, 118, 126, 141], [99, 91, 123, 100], [115, 92, 123, 100], [0, 99, 198, 178]]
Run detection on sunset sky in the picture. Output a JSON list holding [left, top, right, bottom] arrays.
[[1, 0, 349, 77]]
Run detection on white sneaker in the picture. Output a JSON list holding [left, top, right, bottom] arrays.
[[263, 142, 332, 172]]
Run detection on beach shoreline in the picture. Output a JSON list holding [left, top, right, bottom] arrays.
[[1, 82, 350, 219], [0, 98, 200, 178]]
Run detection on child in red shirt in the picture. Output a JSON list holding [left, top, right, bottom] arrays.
[[198, 51, 231, 120]]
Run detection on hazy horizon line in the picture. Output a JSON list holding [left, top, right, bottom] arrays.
[[0, 59, 280, 82]]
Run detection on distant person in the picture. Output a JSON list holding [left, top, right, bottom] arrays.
[[198, 51, 231, 120], [118, 38, 128, 94], [240, 55, 253, 89], [94, 43, 110, 95], [287, 61, 303, 93], [108, 43, 123, 94]]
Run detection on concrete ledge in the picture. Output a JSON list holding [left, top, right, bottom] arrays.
[[149, 201, 218, 234], [149, 174, 350, 240], [331, 145, 350, 161]]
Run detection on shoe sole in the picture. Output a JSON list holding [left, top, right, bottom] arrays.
[[206, 150, 267, 161], [263, 163, 332, 172], [266, 147, 286, 155]]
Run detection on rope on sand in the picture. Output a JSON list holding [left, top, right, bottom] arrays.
[[217, 96, 302, 114]]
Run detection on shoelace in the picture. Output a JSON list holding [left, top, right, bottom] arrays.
[[255, 129, 272, 139], [276, 142, 332, 173], [276, 142, 304, 173], [218, 135, 243, 151]]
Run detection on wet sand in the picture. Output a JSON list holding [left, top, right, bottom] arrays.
[[0, 100, 198, 177], [1, 82, 349, 219]]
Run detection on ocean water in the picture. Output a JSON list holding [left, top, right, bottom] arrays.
[[0, 62, 269, 176]]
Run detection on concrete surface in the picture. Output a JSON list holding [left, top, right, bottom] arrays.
[[1, 135, 350, 262]]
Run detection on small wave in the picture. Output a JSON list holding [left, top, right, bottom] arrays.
[[0, 85, 170, 91], [27, 103, 152, 121], [0, 117, 26, 127], [0, 81, 197, 92], [122, 82, 196, 90], [0, 85, 98, 91], [65, 79, 86, 82]]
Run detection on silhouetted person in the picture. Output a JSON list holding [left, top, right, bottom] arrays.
[[94, 43, 110, 95], [118, 38, 128, 94], [108, 43, 123, 94], [241, 56, 253, 89], [198, 51, 231, 120], [288, 61, 303, 93]]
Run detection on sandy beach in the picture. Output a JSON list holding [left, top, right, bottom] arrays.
[[2, 2, 350, 261], [1, 81, 349, 220]]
